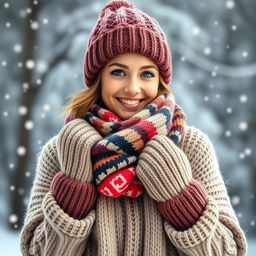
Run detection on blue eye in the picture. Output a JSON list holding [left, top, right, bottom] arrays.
[[142, 71, 154, 78], [111, 69, 125, 76]]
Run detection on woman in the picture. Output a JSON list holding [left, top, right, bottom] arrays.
[[20, 0, 248, 255]]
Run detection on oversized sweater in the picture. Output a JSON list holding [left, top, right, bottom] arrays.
[[20, 121, 248, 256]]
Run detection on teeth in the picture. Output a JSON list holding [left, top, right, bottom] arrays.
[[119, 98, 140, 105]]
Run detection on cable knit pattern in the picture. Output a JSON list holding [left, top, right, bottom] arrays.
[[50, 172, 98, 219], [157, 179, 208, 231], [20, 123, 248, 256]]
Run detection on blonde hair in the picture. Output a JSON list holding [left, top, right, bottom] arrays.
[[60, 71, 175, 119]]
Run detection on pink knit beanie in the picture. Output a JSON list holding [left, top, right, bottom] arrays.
[[84, 0, 172, 88]]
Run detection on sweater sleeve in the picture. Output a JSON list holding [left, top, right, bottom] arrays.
[[162, 127, 248, 256], [20, 135, 96, 256]]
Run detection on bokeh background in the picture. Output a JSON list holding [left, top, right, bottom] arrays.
[[0, 0, 255, 254]]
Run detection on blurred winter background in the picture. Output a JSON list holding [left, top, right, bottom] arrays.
[[0, 0, 255, 254]]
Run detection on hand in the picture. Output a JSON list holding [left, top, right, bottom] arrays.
[[56, 118, 102, 183], [136, 135, 193, 202]]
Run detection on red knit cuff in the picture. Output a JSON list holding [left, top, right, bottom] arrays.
[[157, 179, 208, 231], [50, 172, 98, 219]]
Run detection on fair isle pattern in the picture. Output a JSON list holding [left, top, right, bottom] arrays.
[[81, 93, 187, 198]]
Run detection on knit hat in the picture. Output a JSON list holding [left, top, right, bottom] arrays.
[[84, 0, 172, 88]]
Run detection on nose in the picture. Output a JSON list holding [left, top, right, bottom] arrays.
[[123, 76, 141, 95]]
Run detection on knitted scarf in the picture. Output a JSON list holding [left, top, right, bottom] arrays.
[[65, 93, 187, 198]]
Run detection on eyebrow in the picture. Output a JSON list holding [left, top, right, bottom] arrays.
[[108, 62, 158, 71]]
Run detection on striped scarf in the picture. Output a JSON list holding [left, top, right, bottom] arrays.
[[81, 93, 187, 198]]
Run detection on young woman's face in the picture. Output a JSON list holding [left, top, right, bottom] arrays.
[[100, 53, 160, 120]]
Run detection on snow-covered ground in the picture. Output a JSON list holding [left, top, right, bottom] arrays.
[[1, 226, 255, 255]]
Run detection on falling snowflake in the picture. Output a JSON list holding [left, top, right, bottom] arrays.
[[13, 44, 23, 53], [43, 104, 50, 111], [36, 78, 42, 85], [242, 51, 248, 58], [9, 214, 18, 224], [10, 185, 15, 191], [231, 25, 237, 31], [25, 171, 31, 177], [204, 96, 209, 102], [226, 0, 235, 9], [239, 94, 248, 103], [4, 93, 10, 100], [225, 130, 232, 137], [19, 105, 28, 115], [37, 60, 48, 73], [244, 148, 252, 156], [6, 22, 11, 28], [31, 21, 39, 30], [192, 27, 200, 36], [43, 18, 49, 24], [2, 61, 7, 66], [26, 8, 32, 14], [239, 152, 245, 159], [26, 59, 35, 69], [9, 163, 15, 169], [231, 196, 240, 206], [239, 121, 248, 131], [250, 221, 255, 226], [180, 56, 186, 61], [25, 120, 34, 130], [204, 47, 212, 55], [17, 146, 26, 156], [4, 2, 10, 8], [3, 111, 8, 117], [226, 107, 232, 113], [214, 21, 219, 26]]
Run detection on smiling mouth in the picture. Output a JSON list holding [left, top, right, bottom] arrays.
[[116, 97, 144, 109]]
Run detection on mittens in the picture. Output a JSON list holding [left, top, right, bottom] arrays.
[[137, 135, 208, 230], [50, 118, 102, 219]]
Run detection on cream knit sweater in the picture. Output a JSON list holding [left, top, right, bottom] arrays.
[[20, 121, 248, 256]]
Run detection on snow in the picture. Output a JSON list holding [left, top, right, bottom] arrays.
[[0, 226, 255, 255]]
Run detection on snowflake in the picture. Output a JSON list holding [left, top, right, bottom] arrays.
[[19, 105, 28, 115], [225, 130, 231, 137], [17, 146, 26, 156], [231, 25, 237, 31], [31, 21, 39, 30], [6, 22, 11, 28], [5, 94, 10, 100], [204, 96, 209, 102], [244, 148, 251, 156], [24, 120, 34, 130], [204, 47, 212, 55], [180, 56, 186, 61], [239, 121, 248, 131], [13, 44, 22, 53], [226, 0, 235, 9], [43, 18, 49, 24], [36, 78, 42, 84], [239, 94, 248, 103], [226, 107, 232, 113], [37, 60, 48, 73], [192, 27, 200, 36], [9, 163, 15, 169], [10, 185, 15, 191], [250, 221, 255, 226], [3, 111, 8, 117], [26, 59, 35, 69], [2, 61, 7, 66], [4, 2, 10, 8], [43, 104, 50, 111], [9, 214, 18, 224], [231, 196, 240, 206], [242, 51, 248, 58]]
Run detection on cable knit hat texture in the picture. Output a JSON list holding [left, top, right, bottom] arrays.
[[84, 0, 172, 88]]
